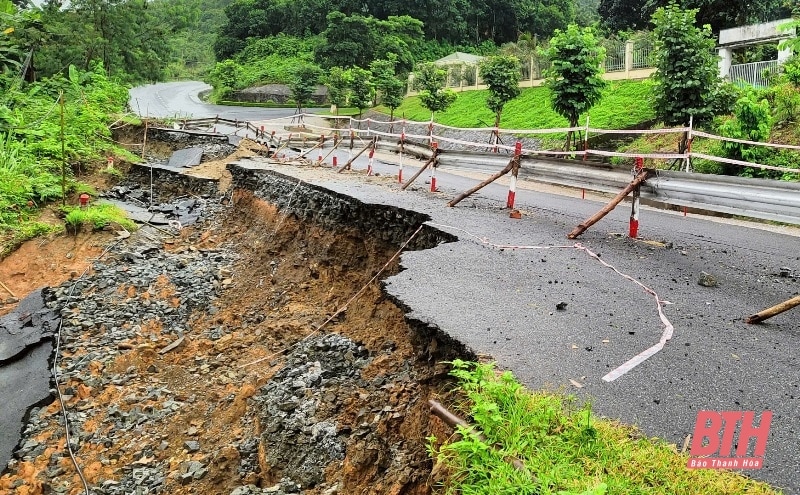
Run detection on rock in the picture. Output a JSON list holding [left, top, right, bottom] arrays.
[[697, 272, 717, 287], [184, 440, 201, 453]]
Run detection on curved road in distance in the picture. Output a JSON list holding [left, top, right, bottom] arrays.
[[128, 81, 319, 121]]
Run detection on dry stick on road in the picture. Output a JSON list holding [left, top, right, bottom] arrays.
[[400, 149, 439, 190], [337, 141, 373, 173], [0, 279, 16, 298], [447, 152, 521, 207], [428, 399, 530, 474], [745, 295, 800, 324], [567, 169, 652, 239]]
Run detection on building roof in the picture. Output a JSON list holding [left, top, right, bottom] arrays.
[[434, 52, 485, 65]]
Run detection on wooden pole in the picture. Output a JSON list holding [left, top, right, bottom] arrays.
[[337, 141, 372, 173], [0, 279, 17, 298], [448, 154, 519, 207], [141, 118, 148, 160], [59, 91, 66, 206], [400, 151, 438, 190], [745, 295, 800, 324], [567, 169, 652, 239], [428, 400, 529, 473]]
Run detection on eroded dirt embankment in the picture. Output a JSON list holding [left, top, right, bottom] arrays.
[[1, 161, 470, 495]]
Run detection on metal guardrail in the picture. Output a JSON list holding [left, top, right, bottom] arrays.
[[397, 147, 800, 225], [158, 118, 800, 225]]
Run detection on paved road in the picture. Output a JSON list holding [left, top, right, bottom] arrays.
[[134, 82, 800, 493], [128, 81, 320, 121]]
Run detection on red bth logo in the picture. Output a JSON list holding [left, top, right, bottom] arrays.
[[687, 410, 772, 469]]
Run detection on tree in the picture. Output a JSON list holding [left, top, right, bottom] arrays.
[[412, 62, 457, 120], [599, 0, 788, 33], [289, 63, 322, 113], [543, 24, 606, 150], [479, 55, 521, 134], [651, 2, 719, 135], [370, 57, 405, 121], [325, 66, 350, 115], [347, 66, 373, 120]]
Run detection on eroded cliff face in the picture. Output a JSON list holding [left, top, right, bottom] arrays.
[[1, 160, 467, 495]]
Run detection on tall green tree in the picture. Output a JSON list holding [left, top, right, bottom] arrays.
[[543, 24, 606, 150], [370, 56, 406, 121], [347, 66, 373, 119], [479, 55, 521, 131], [289, 63, 323, 113], [651, 1, 719, 137], [325, 66, 350, 115], [412, 62, 457, 119], [600, 0, 788, 33]]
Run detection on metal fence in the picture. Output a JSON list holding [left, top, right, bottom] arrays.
[[605, 42, 626, 72], [729, 60, 780, 87], [632, 40, 654, 69]]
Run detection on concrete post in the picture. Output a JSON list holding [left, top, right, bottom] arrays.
[[778, 47, 793, 63], [625, 40, 634, 76], [718, 47, 733, 79]]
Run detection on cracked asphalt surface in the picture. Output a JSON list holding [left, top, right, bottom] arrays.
[[135, 83, 800, 493]]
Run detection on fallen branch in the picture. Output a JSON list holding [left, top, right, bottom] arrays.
[[745, 295, 800, 324]]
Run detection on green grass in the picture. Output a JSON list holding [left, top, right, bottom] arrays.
[[384, 80, 656, 132], [62, 204, 137, 234], [0, 221, 64, 260], [429, 361, 780, 495]]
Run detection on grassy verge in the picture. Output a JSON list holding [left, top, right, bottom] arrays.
[[429, 360, 780, 495], [0, 222, 64, 260], [383, 80, 656, 132]]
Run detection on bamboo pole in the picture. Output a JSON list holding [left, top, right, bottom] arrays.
[[337, 141, 373, 173], [0, 279, 17, 298], [745, 295, 800, 324], [448, 154, 519, 207], [567, 169, 652, 239], [59, 92, 66, 206], [400, 151, 438, 190], [428, 400, 529, 473]]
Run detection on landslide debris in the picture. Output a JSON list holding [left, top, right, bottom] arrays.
[[1, 161, 460, 495]]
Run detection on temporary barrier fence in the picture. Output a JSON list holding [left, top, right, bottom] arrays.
[[163, 113, 800, 224]]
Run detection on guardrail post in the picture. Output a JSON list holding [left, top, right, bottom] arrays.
[[428, 141, 439, 190], [430, 142, 438, 192], [630, 156, 643, 238], [507, 141, 522, 208], [568, 168, 652, 239], [399, 128, 405, 184], [318, 134, 325, 163], [367, 137, 376, 176], [583, 116, 590, 161], [685, 115, 694, 172]]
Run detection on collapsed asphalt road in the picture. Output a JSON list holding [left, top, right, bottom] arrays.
[[0, 290, 60, 469], [227, 157, 799, 493]]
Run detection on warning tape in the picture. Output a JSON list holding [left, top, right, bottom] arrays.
[[426, 222, 674, 383], [691, 152, 800, 174], [692, 130, 800, 150], [588, 127, 689, 135]]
